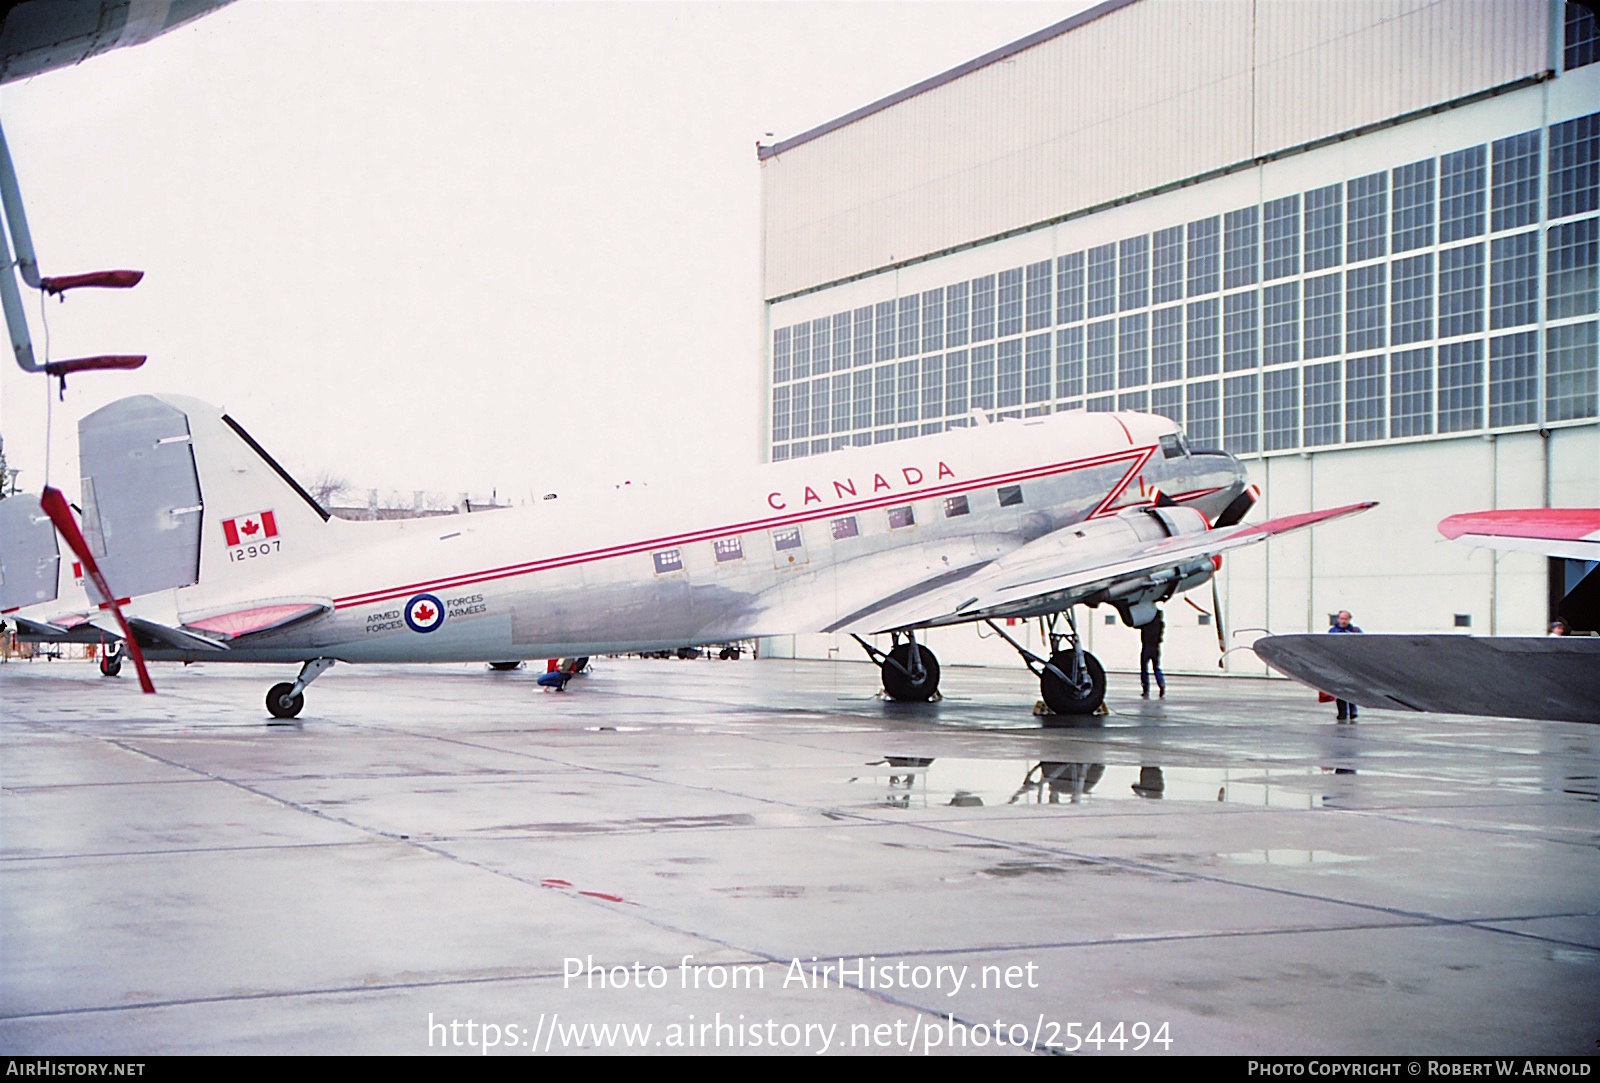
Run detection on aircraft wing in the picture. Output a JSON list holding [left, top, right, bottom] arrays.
[[837, 501, 1376, 634], [1438, 508, 1600, 561], [1253, 633, 1600, 725]]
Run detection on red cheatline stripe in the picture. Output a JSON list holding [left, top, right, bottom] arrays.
[[333, 448, 1155, 610]]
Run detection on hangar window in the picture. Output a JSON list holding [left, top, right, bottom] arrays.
[[1119, 390, 1148, 412], [997, 486, 1025, 508], [852, 369, 873, 430], [1346, 356, 1387, 442], [1152, 227, 1183, 304], [1392, 159, 1436, 253], [921, 288, 945, 353], [873, 364, 896, 427], [1087, 321, 1116, 393], [1391, 348, 1435, 438], [853, 306, 874, 366], [1491, 131, 1540, 232], [1118, 314, 1148, 388], [1489, 331, 1538, 427], [945, 283, 970, 347], [1304, 183, 1343, 273], [1026, 260, 1053, 330], [1263, 283, 1299, 366], [1548, 219, 1598, 320], [1263, 369, 1300, 451], [1490, 232, 1539, 329], [834, 312, 852, 370], [1548, 113, 1598, 219], [832, 373, 852, 434], [1263, 195, 1300, 280], [1152, 306, 1183, 383], [810, 317, 830, 374], [652, 549, 683, 575], [773, 326, 791, 384], [1186, 216, 1220, 296], [945, 349, 970, 416], [897, 296, 919, 359], [1186, 298, 1219, 377], [1304, 273, 1342, 359], [1186, 381, 1220, 447], [887, 506, 915, 530], [830, 516, 859, 540], [1438, 340, 1485, 433], [1347, 171, 1388, 263], [1119, 236, 1149, 311], [1567, 1, 1598, 70], [792, 321, 811, 381], [1303, 362, 1342, 446], [713, 537, 744, 564], [1438, 244, 1485, 338], [1087, 396, 1114, 412], [875, 300, 896, 362], [1055, 328, 1083, 399], [921, 355, 944, 419], [1025, 334, 1051, 404], [1346, 264, 1387, 352], [771, 386, 790, 444], [997, 339, 1023, 410], [772, 527, 804, 552], [1391, 254, 1434, 345], [898, 359, 920, 423], [811, 377, 830, 438], [1087, 244, 1117, 318], [1454, 613, 1473, 628], [770, 444, 789, 462], [1223, 291, 1258, 371], [997, 267, 1024, 337], [944, 495, 970, 518], [971, 274, 997, 341], [1224, 207, 1259, 289], [970, 344, 996, 410], [790, 381, 809, 440], [1440, 146, 1486, 242], [1056, 253, 1084, 325], [1151, 386, 1183, 427], [1546, 322, 1599, 422], [1223, 374, 1259, 454]]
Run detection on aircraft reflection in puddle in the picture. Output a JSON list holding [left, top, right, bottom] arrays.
[[851, 757, 1353, 811]]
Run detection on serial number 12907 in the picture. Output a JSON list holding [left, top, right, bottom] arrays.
[[229, 539, 280, 562]]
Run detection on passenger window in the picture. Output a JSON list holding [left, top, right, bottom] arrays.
[[713, 537, 744, 563], [652, 549, 683, 574], [997, 485, 1024, 507], [831, 516, 859, 540], [944, 495, 970, 518], [772, 527, 803, 551], [887, 505, 915, 529]]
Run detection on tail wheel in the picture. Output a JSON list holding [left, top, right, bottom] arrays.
[[1040, 650, 1105, 717], [882, 643, 940, 702], [266, 682, 305, 719], [99, 654, 122, 678], [487, 661, 522, 672]]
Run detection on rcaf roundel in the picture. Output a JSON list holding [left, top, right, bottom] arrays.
[[222, 510, 278, 546], [404, 593, 445, 633]]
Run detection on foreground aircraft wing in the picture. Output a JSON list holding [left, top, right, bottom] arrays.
[[838, 501, 1376, 634], [1253, 633, 1600, 725], [1438, 509, 1600, 562]]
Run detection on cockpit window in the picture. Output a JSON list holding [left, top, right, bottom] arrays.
[[1159, 433, 1184, 459]]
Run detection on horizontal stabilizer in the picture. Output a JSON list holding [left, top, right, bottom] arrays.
[[181, 599, 331, 640], [1439, 508, 1600, 561], [1253, 633, 1600, 724], [126, 617, 227, 653]]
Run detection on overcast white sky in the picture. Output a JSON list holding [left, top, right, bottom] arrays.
[[0, 0, 1090, 506]]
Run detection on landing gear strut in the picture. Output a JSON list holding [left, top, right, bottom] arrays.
[[985, 610, 1106, 720], [852, 630, 941, 702], [266, 658, 334, 719], [98, 642, 124, 677]]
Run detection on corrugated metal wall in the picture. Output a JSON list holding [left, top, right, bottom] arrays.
[[761, 0, 1552, 301]]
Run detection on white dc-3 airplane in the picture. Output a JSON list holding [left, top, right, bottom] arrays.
[[2, 393, 1373, 719]]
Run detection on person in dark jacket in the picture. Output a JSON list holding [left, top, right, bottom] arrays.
[[1327, 610, 1362, 720], [1140, 610, 1166, 698]]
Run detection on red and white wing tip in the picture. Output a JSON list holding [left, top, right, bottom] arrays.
[[1439, 509, 1600, 561]]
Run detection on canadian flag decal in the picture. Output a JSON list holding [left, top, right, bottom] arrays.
[[222, 510, 278, 546]]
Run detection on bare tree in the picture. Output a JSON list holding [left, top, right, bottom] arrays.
[[306, 471, 350, 508]]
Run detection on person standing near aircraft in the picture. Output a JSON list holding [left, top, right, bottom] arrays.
[[1139, 608, 1166, 698], [1327, 610, 1362, 720]]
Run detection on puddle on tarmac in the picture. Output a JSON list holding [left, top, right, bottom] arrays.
[[845, 757, 1350, 810]]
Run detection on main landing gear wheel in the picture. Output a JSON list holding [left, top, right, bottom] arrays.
[[881, 642, 941, 702], [266, 682, 304, 719], [1040, 649, 1106, 718], [487, 661, 523, 672]]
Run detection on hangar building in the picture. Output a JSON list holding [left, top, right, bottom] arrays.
[[757, 0, 1600, 675]]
